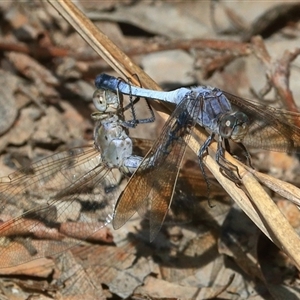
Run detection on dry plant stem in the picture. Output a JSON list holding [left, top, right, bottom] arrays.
[[49, 0, 300, 270], [126, 39, 251, 56], [245, 166, 300, 206], [243, 3, 300, 42], [252, 36, 300, 115], [242, 172, 300, 271], [0, 40, 70, 59]]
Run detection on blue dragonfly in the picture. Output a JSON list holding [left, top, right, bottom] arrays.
[[96, 73, 300, 155], [95, 73, 300, 240]]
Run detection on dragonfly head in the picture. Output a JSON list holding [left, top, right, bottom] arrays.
[[92, 89, 120, 113], [219, 111, 249, 142]]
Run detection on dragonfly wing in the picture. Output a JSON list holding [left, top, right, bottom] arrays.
[[147, 147, 186, 241], [113, 91, 201, 240], [112, 168, 150, 230], [0, 146, 120, 268], [223, 91, 300, 152]]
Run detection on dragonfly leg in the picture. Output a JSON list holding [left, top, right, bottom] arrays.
[[198, 134, 214, 206], [235, 142, 254, 169], [128, 74, 155, 124], [215, 138, 241, 183], [117, 77, 155, 128], [222, 138, 254, 171]]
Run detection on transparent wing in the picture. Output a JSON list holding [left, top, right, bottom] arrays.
[[223, 91, 300, 152], [113, 92, 201, 241], [0, 146, 121, 268]]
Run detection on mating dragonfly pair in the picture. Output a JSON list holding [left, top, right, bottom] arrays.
[[1, 73, 300, 268]]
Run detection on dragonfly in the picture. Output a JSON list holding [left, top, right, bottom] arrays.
[[96, 73, 300, 160], [0, 87, 157, 268], [95, 73, 300, 239]]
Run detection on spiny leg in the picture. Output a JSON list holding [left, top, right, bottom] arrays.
[[117, 76, 155, 127], [198, 134, 214, 207]]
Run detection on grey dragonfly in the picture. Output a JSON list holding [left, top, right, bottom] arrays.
[[0, 85, 159, 268]]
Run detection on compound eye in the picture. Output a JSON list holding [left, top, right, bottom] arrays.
[[92, 89, 107, 112], [219, 115, 235, 138]]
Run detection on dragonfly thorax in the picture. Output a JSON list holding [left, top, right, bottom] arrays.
[[92, 89, 132, 168], [92, 86, 146, 177], [94, 114, 133, 168]]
